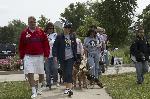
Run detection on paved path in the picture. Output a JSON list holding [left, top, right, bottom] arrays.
[[37, 85, 111, 99], [0, 66, 136, 99], [0, 67, 136, 82], [104, 66, 135, 75]]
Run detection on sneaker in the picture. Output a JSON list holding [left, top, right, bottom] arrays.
[[31, 93, 37, 98], [137, 81, 142, 84], [46, 84, 52, 90], [64, 89, 69, 94], [31, 87, 37, 98], [53, 82, 60, 87], [56, 83, 60, 87], [37, 89, 42, 95], [68, 90, 73, 96], [37, 83, 43, 95]]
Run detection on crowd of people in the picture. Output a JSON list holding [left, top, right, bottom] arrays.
[[19, 16, 149, 98]]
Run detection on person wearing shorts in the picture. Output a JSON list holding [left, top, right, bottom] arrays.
[[52, 22, 77, 95], [19, 16, 50, 98]]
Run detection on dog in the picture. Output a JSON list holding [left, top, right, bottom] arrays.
[[99, 61, 105, 73], [72, 63, 79, 88], [77, 65, 103, 89], [77, 66, 88, 88], [85, 73, 103, 88], [57, 66, 63, 84], [85, 58, 103, 88], [73, 56, 88, 89], [73, 66, 88, 89]]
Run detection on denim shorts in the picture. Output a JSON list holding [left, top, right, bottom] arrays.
[[60, 58, 74, 83]]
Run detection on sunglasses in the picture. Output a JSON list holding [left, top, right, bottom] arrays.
[[29, 21, 36, 23], [48, 28, 54, 29]]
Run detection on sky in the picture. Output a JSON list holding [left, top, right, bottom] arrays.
[[0, 0, 149, 26]]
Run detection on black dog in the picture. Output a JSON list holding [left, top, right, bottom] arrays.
[[57, 67, 63, 84], [99, 61, 105, 73], [85, 63, 103, 88], [86, 73, 103, 88]]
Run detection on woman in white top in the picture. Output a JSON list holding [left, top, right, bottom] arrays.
[[44, 22, 59, 89]]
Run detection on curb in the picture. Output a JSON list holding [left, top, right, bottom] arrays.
[[0, 70, 23, 75]]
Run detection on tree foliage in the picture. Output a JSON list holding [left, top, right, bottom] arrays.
[[8, 20, 27, 45], [0, 26, 15, 43], [142, 4, 150, 35], [60, 2, 87, 31], [77, 16, 100, 37], [37, 15, 50, 29], [61, 0, 137, 46], [91, 0, 137, 46]]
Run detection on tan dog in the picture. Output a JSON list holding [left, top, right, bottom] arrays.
[[72, 63, 79, 88], [77, 66, 88, 88], [73, 56, 88, 89]]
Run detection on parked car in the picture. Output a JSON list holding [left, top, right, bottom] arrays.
[[0, 43, 16, 59]]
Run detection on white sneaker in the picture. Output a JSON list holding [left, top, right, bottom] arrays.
[[53, 82, 60, 87], [64, 89, 69, 94], [37, 83, 43, 95], [31, 93, 37, 98], [56, 83, 60, 87], [31, 87, 37, 98], [37, 89, 42, 95]]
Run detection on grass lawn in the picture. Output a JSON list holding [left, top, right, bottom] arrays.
[[1, 73, 150, 99], [0, 81, 31, 99], [102, 72, 150, 99]]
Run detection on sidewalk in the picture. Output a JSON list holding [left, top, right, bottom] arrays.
[[37, 85, 112, 99], [0, 66, 136, 99], [104, 66, 135, 75], [0, 72, 112, 99], [0, 67, 136, 82]]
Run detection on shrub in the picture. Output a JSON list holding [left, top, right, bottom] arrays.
[[0, 56, 22, 71], [110, 47, 131, 64]]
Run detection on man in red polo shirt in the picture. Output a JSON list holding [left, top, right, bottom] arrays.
[[19, 16, 50, 98]]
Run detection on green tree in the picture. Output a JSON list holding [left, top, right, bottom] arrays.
[[60, 2, 87, 31], [8, 19, 27, 45], [37, 15, 50, 29], [91, 0, 137, 46], [0, 26, 15, 43], [77, 16, 100, 37], [142, 4, 150, 35]]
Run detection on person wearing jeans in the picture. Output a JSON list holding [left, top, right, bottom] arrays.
[[135, 61, 149, 84], [84, 29, 101, 79], [44, 57, 59, 88], [87, 53, 100, 78], [44, 22, 59, 89], [131, 27, 149, 84]]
